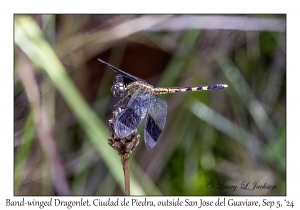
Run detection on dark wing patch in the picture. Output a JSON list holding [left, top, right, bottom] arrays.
[[144, 96, 167, 151], [114, 88, 151, 138], [145, 115, 162, 143]]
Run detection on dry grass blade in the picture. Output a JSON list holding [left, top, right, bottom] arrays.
[[17, 51, 70, 195], [56, 15, 172, 66], [147, 15, 286, 32], [217, 57, 277, 142]]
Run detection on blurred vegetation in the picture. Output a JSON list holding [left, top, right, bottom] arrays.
[[14, 14, 285, 196]]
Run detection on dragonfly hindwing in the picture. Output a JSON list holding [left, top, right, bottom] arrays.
[[144, 96, 167, 151]]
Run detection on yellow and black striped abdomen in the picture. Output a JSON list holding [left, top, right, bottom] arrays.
[[154, 84, 228, 95]]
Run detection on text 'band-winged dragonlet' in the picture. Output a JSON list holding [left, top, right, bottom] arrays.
[[98, 58, 228, 151]]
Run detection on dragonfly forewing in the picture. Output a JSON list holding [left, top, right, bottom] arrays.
[[114, 87, 151, 138]]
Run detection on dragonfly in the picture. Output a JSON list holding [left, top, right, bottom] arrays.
[[98, 58, 228, 151]]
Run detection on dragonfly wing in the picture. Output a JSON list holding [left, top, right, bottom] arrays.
[[98, 59, 146, 82], [144, 96, 167, 151], [114, 87, 151, 138]]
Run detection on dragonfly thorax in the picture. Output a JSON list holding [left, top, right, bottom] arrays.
[[111, 74, 126, 97]]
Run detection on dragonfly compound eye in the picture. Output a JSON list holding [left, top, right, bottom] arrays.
[[111, 82, 126, 97]]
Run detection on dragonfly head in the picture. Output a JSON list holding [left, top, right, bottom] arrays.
[[111, 74, 126, 97]]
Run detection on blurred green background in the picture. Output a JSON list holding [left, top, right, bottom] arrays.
[[14, 14, 286, 196]]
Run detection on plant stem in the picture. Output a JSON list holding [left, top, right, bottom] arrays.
[[121, 154, 130, 195]]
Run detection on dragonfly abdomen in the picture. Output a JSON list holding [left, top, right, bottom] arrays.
[[154, 84, 228, 95]]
